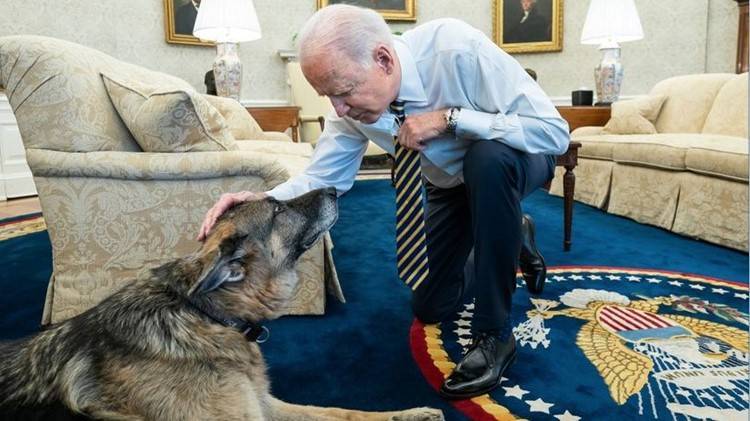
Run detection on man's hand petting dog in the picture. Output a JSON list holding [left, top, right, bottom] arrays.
[[397, 110, 448, 152], [198, 191, 267, 241]]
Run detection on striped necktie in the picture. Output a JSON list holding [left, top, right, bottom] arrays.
[[391, 100, 430, 290]]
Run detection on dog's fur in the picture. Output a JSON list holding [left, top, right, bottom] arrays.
[[0, 188, 443, 420]]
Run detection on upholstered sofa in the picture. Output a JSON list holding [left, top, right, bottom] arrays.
[[550, 73, 748, 251], [0, 35, 343, 324]]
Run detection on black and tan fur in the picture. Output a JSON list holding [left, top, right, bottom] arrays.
[[0, 188, 443, 420]]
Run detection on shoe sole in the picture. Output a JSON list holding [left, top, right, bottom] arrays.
[[438, 351, 517, 400]]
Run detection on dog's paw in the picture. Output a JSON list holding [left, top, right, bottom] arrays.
[[388, 407, 444, 421]]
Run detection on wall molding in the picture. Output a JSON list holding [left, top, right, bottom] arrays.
[[0, 93, 37, 200], [240, 99, 290, 107]]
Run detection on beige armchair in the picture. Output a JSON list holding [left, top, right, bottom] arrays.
[[0, 35, 342, 325]]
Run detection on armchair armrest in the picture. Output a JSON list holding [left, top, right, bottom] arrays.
[[571, 126, 606, 138], [25, 148, 289, 183]]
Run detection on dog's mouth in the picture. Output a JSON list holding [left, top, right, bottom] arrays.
[[301, 232, 322, 250], [300, 211, 338, 250]]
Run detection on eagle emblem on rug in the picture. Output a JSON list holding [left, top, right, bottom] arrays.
[[516, 290, 749, 419], [411, 267, 750, 421]]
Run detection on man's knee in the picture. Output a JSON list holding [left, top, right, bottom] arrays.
[[463, 141, 518, 186]]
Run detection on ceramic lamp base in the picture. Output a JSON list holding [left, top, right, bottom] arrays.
[[594, 44, 623, 105], [213, 42, 242, 101]]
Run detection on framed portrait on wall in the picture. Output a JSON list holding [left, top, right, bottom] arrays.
[[493, 0, 563, 54], [317, 0, 416, 22], [164, 0, 213, 46]]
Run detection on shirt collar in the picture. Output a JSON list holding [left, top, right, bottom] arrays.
[[393, 37, 428, 105]]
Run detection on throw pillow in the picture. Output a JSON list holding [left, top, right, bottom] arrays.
[[602, 95, 667, 135], [101, 73, 237, 152], [203, 95, 266, 140]]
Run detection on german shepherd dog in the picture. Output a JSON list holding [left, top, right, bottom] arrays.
[[0, 188, 443, 420]]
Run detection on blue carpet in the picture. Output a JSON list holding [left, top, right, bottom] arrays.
[[0, 181, 747, 420]]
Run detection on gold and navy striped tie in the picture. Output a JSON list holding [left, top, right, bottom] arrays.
[[391, 100, 430, 290]]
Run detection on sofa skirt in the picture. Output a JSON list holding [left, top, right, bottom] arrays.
[[550, 160, 748, 251]]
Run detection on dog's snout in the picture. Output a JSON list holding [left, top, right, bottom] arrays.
[[323, 187, 337, 198]]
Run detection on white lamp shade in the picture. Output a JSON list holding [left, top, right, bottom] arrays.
[[193, 0, 262, 43], [580, 0, 644, 45]]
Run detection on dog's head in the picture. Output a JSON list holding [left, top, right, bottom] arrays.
[[187, 188, 338, 320]]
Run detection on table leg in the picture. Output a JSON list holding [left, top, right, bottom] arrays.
[[563, 164, 575, 251]]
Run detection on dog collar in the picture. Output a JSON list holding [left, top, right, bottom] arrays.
[[186, 296, 270, 343]]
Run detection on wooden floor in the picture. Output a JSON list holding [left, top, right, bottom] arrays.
[[0, 196, 41, 219]]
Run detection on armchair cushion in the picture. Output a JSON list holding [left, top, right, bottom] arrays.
[[102, 73, 237, 152], [203, 94, 266, 140], [602, 95, 666, 135]]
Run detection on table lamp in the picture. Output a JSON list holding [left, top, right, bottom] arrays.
[[193, 0, 262, 101], [580, 0, 644, 105]]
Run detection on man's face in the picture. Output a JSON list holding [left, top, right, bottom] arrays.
[[521, 0, 534, 12], [302, 46, 397, 124]]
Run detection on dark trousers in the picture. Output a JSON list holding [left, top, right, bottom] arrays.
[[411, 141, 555, 333]]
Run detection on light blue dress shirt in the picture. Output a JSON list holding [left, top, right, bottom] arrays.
[[267, 18, 570, 200]]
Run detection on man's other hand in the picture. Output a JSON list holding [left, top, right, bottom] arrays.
[[397, 110, 449, 151], [197, 191, 268, 241]]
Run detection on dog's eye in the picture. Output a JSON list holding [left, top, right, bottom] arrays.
[[273, 204, 285, 215]]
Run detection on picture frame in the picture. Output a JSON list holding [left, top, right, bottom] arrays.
[[493, 0, 563, 54], [164, 0, 214, 47], [317, 0, 416, 22]]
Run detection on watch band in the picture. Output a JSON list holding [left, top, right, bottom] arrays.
[[444, 107, 460, 133]]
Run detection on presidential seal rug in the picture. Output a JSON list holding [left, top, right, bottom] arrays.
[[411, 267, 749, 420], [1, 182, 747, 420]]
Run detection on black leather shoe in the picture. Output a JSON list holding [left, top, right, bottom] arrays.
[[439, 333, 516, 400], [519, 214, 546, 294]]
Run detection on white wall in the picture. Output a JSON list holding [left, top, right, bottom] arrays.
[[0, 0, 740, 104]]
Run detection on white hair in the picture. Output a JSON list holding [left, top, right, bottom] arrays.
[[297, 4, 393, 69]]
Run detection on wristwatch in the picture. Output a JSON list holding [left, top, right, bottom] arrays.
[[444, 107, 460, 133]]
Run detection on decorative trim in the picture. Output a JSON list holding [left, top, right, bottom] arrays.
[[316, 0, 416, 22], [0, 214, 45, 242], [239, 99, 290, 107], [278, 49, 298, 63]]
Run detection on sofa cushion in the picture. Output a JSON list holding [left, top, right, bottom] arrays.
[[650, 73, 734, 134], [203, 95, 266, 140], [571, 134, 622, 160], [702, 73, 748, 139], [602, 95, 666, 135], [685, 138, 748, 182], [102, 73, 237, 152], [606, 134, 746, 177], [574, 133, 749, 181]]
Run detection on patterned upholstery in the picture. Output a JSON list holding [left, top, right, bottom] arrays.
[[0, 35, 341, 324], [550, 73, 748, 251], [101, 73, 237, 152]]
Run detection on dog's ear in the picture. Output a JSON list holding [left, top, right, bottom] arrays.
[[189, 239, 248, 295]]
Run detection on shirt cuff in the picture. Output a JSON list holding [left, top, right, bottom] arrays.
[[455, 108, 501, 140], [265, 182, 295, 201]]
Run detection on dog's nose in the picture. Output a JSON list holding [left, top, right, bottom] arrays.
[[323, 187, 337, 198]]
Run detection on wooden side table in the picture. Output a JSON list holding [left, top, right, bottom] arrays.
[[245, 106, 301, 142], [554, 106, 611, 251]]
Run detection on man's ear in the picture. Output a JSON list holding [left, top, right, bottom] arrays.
[[373, 45, 395, 74], [189, 242, 248, 295]]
